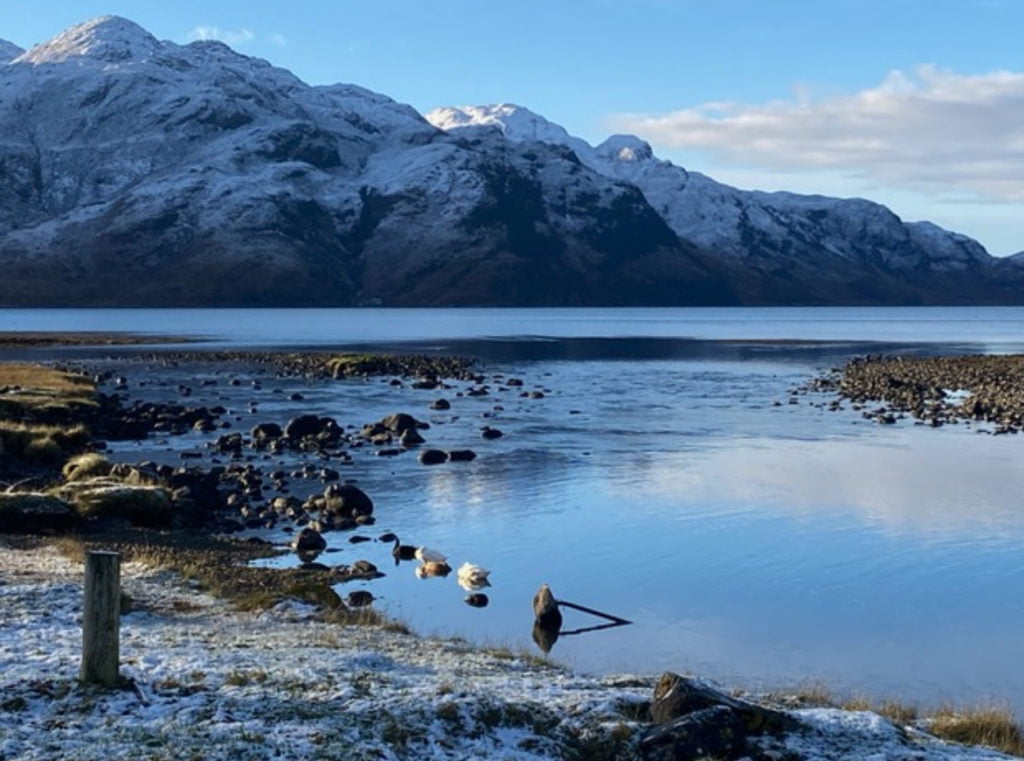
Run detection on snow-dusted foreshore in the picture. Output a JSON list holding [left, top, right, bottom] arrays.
[[0, 542, 1015, 761]]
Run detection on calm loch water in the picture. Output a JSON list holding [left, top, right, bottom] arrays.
[[5, 306, 1024, 712]]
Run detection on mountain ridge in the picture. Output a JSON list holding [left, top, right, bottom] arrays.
[[0, 16, 1021, 306]]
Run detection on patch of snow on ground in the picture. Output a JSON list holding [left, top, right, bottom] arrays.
[[1, 541, 1016, 760], [0, 542, 646, 760]]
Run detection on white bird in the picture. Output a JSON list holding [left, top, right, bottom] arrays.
[[457, 562, 491, 591], [415, 546, 447, 563]]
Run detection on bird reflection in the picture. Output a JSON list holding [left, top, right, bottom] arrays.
[[414, 561, 452, 578]]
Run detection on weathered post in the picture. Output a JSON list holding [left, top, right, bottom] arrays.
[[80, 550, 120, 687]]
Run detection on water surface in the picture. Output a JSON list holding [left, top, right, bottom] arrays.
[[5, 306, 1024, 712]]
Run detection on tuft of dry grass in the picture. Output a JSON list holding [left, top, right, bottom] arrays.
[[0, 364, 96, 420], [0, 364, 93, 395], [0, 421, 91, 463], [764, 682, 1023, 756], [61, 453, 113, 481], [929, 704, 1024, 756]]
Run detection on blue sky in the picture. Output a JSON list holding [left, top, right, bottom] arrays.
[[4, 1, 1024, 254]]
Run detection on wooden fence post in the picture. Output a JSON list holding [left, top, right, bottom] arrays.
[[80, 550, 121, 687]]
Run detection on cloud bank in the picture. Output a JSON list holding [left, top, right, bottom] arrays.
[[613, 66, 1024, 201], [187, 26, 255, 46]]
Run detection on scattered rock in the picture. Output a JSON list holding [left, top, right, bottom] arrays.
[[292, 527, 327, 553], [418, 449, 447, 465]]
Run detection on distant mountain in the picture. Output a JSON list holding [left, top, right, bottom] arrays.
[[0, 39, 24, 63], [0, 16, 1020, 306], [427, 104, 1021, 304]]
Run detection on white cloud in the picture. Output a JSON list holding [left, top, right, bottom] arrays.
[[187, 25, 255, 46], [611, 66, 1024, 202], [269, 33, 288, 47]]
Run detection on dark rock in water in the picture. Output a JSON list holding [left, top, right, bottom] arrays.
[[292, 526, 327, 553], [193, 418, 216, 432], [430, 398, 451, 410], [532, 584, 562, 630], [418, 449, 447, 465], [465, 593, 489, 608], [412, 378, 439, 390], [348, 534, 372, 544], [251, 422, 283, 445], [214, 432, 243, 453], [289, 393, 305, 401], [400, 428, 425, 446], [376, 448, 402, 457], [481, 427, 503, 440], [285, 414, 324, 439], [639, 705, 747, 761], [322, 482, 373, 517], [446, 449, 477, 462], [350, 559, 378, 575], [381, 412, 425, 434], [347, 590, 374, 607]]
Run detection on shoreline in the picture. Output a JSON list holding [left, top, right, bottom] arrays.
[[2, 346, 1024, 758], [2, 538, 1018, 760]]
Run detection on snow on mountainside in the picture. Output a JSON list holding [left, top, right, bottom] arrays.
[[0, 16, 1020, 306], [0, 40, 24, 63], [0, 16, 730, 306], [427, 104, 1019, 304], [13, 15, 160, 64]]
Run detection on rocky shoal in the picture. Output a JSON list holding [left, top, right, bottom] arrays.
[[806, 353, 1024, 433]]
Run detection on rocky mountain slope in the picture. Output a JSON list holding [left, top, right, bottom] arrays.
[[0, 16, 1020, 306], [427, 104, 1022, 304]]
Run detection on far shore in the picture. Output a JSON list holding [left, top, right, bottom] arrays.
[[0, 331, 199, 348]]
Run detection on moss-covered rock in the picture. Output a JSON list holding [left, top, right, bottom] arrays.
[[62, 479, 173, 527], [0, 492, 78, 533]]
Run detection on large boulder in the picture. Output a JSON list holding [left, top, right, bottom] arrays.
[[380, 413, 428, 434], [284, 414, 325, 439], [62, 480, 173, 527], [250, 422, 283, 447], [640, 706, 748, 761], [322, 483, 373, 517], [0, 493, 78, 533]]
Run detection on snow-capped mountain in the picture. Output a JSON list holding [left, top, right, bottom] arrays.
[[0, 16, 732, 306], [427, 104, 1014, 304], [0, 39, 24, 63], [0, 17, 1019, 306]]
